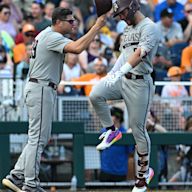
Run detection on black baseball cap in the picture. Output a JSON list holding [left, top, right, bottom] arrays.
[[160, 8, 173, 18]]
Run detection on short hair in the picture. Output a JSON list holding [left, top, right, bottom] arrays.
[[110, 107, 124, 123], [93, 57, 108, 67], [160, 8, 173, 18], [33, 0, 45, 9], [52, 7, 72, 25], [0, 4, 10, 12]]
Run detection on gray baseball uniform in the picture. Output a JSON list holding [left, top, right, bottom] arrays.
[[90, 18, 160, 179], [10, 26, 71, 188]]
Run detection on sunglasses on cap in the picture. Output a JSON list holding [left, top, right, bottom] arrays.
[[24, 32, 35, 37]]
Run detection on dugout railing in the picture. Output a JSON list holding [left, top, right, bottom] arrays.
[[0, 122, 192, 189]]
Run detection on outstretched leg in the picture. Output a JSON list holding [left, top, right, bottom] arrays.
[[89, 78, 122, 150]]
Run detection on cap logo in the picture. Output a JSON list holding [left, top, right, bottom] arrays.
[[112, 0, 119, 12]]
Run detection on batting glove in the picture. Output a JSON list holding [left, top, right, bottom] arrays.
[[105, 62, 132, 88]]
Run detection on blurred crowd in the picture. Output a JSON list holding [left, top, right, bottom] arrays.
[[1, 0, 192, 97]]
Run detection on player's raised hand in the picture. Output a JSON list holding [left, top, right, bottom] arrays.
[[94, 14, 106, 29]]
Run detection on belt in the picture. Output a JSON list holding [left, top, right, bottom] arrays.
[[29, 78, 57, 90], [125, 72, 144, 80]]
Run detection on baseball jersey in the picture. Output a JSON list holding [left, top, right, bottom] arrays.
[[29, 26, 72, 85], [110, 18, 160, 75]]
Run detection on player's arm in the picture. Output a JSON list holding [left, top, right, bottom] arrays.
[[64, 15, 106, 54], [109, 48, 142, 75], [119, 23, 160, 75]]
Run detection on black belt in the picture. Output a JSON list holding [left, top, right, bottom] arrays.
[[29, 78, 57, 90], [125, 72, 144, 80]]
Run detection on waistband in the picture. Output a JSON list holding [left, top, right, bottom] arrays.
[[29, 78, 57, 90]]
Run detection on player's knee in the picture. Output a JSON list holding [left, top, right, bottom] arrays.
[[89, 91, 101, 104]]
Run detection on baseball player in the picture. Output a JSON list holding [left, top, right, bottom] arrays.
[[2, 7, 106, 192], [89, 0, 160, 191]]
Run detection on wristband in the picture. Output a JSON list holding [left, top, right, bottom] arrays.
[[120, 62, 132, 75]]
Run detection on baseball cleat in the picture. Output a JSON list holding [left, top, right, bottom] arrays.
[[146, 167, 154, 185], [132, 167, 154, 192], [2, 178, 23, 192], [96, 129, 122, 150]]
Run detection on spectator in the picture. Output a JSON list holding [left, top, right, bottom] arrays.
[[179, 2, 192, 42], [13, 23, 36, 64], [1, 0, 23, 24], [181, 37, 192, 95], [161, 66, 188, 98], [0, 45, 12, 78], [75, 0, 94, 21], [75, 0, 94, 20], [72, 57, 108, 96], [78, 35, 102, 72], [156, 8, 184, 48], [152, 41, 173, 95], [44, 1, 55, 21], [146, 110, 167, 133], [169, 115, 192, 183], [181, 36, 192, 74], [0, 30, 14, 59], [57, 53, 81, 94], [146, 109, 168, 181], [31, 0, 51, 33], [154, 0, 185, 22], [84, 13, 97, 33], [68, 15, 83, 41], [102, 47, 117, 72], [47, 0, 60, 7], [0, 4, 18, 38], [16, 42, 32, 79], [161, 66, 187, 131], [100, 107, 134, 182], [14, 17, 36, 45], [99, 26, 114, 49], [13, 0, 33, 14], [63, 53, 81, 81], [139, 0, 154, 20], [153, 42, 173, 72]]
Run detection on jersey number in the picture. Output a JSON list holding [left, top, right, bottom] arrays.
[[31, 40, 38, 59]]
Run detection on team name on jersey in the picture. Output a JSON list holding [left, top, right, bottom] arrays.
[[122, 32, 140, 49], [124, 32, 140, 43]]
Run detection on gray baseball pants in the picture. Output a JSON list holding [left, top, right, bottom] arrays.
[[10, 81, 56, 188], [89, 75, 155, 177]]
